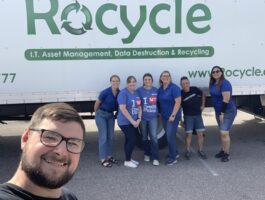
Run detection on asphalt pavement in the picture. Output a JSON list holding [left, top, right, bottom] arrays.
[[0, 109, 265, 200]]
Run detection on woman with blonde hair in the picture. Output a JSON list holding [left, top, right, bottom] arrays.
[[157, 71, 181, 165]]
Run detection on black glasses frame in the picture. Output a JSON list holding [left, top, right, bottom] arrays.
[[29, 128, 85, 154]]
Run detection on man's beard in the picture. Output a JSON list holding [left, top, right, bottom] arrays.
[[21, 152, 74, 189]]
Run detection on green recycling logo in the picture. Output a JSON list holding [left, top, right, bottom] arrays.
[[61, 1, 92, 35]]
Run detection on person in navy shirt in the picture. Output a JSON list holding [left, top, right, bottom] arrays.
[[209, 66, 237, 162], [137, 73, 159, 166], [180, 76, 207, 160], [157, 70, 181, 165], [117, 76, 142, 168], [94, 75, 120, 167]]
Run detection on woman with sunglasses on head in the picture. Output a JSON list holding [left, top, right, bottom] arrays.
[[137, 73, 159, 166], [117, 76, 142, 168], [94, 75, 120, 167], [157, 70, 182, 165], [209, 66, 237, 162]]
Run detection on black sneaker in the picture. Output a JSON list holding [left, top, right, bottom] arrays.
[[215, 150, 225, 158], [165, 154, 180, 160], [184, 151, 191, 160], [198, 150, 207, 159], [165, 159, 177, 165], [221, 153, 230, 162]]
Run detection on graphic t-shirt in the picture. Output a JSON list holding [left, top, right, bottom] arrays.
[[137, 86, 158, 121], [117, 88, 141, 125]]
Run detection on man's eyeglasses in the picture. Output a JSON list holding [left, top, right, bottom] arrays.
[[212, 70, 221, 74], [29, 128, 85, 154]]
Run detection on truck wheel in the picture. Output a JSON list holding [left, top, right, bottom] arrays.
[[136, 116, 167, 149], [157, 116, 167, 149]]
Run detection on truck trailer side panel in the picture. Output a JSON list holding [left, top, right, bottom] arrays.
[[0, 0, 265, 118]]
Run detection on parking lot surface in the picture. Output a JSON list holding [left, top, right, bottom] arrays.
[[0, 109, 265, 200]]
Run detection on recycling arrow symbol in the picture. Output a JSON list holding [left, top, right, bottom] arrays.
[[61, 1, 92, 35]]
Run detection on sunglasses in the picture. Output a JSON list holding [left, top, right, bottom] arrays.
[[212, 70, 221, 74]]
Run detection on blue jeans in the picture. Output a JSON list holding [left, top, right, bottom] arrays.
[[162, 117, 180, 160], [95, 109, 115, 160], [140, 118, 159, 160]]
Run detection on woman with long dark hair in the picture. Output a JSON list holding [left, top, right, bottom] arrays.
[[137, 73, 159, 166], [209, 66, 237, 162]]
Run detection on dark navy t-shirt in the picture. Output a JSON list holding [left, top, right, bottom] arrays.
[[210, 79, 235, 114], [137, 86, 158, 121], [181, 86, 203, 116], [0, 183, 78, 200], [157, 83, 181, 120], [98, 87, 119, 112]]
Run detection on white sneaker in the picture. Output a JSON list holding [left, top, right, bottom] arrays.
[[124, 161, 138, 168], [153, 160, 160, 166], [131, 159, 139, 166], [144, 155, 150, 162]]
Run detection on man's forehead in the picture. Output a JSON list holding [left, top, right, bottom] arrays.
[[36, 119, 83, 138], [181, 80, 190, 83], [37, 118, 58, 128]]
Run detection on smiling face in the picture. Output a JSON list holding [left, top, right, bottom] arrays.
[[160, 72, 171, 85], [143, 75, 153, 88], [110, 76, 120, 90], [181, 79, 190, 92], [127, 77, 137, 91], [21, 119, 83, 189], [211, 67, 223, 81]]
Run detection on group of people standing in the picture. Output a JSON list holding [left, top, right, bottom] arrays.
[[0, 66, 237, 199], [94, 66, 237, 168]]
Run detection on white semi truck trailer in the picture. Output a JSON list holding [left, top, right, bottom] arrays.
[[1, 0, 265, 122]]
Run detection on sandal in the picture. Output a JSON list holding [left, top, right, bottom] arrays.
[[101, 160, 112, 168], [108, 157, 119, 164]]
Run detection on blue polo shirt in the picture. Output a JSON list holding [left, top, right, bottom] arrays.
[[98, 87, 119, 112], [117, 88, 141, 125], [210, 79, 235, 114], [158, 83, 181, 120], [137, 86, 158, 121]]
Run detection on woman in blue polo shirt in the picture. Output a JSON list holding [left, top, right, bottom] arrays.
[[157, 70, 182, 165], [209, 66, 237, 162], [137, 73, 159, 166], [117, 76, 142, 168], [94, 75, 120, 167]]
